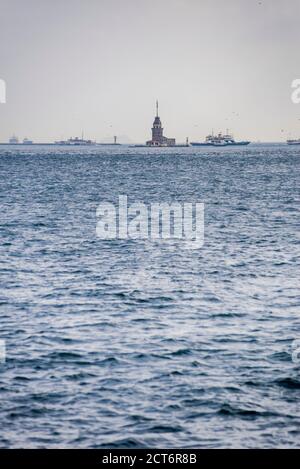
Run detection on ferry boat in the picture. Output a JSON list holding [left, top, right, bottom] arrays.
[[55, 136, 96, 146], [191, 131, 250, 147], [287, 139, 300, 145], [23, 137, 33, 144]]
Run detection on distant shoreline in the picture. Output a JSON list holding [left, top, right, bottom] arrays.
[[0, 143, 123, 146], [0, 142, 292, 147]]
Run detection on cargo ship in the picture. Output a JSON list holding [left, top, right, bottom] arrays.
[[191, 131, 250, 147]]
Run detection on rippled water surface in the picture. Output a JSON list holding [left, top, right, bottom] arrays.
[[0, 144, 299, 448]]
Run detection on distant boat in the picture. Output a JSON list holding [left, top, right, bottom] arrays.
[[287, 139, 300, 145], [9, 135, 19, 144], [55, 136, 96, 146], [191, 132, 250, 147], [23, 137, 33, 145]]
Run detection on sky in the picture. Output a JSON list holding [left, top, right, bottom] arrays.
[[0, 0, 300, 143]]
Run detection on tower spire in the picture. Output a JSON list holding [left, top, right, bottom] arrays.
[[156, 100, 159, 117]]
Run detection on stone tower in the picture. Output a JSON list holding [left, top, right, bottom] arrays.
[[151, 101, 164, 144], [146, 101, 176, 146]]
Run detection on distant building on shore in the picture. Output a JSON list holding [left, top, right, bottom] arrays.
[[146, 101, 176, 147]]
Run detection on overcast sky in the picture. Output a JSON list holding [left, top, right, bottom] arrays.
[[0, 0, 300, 143]]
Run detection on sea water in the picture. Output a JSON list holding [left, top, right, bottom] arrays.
[[0, 144, 299, 448]]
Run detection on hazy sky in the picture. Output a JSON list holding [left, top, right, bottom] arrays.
[[0, 0, 300, 142]]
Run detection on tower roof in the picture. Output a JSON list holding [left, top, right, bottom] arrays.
[[153, 100, 162, 126]]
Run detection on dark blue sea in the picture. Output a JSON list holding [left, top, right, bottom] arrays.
[[0, 143, 299, 448]]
